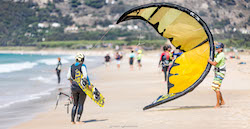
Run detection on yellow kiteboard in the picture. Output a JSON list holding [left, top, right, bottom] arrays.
[[74, 69, 105, 107], [79, 83, 105, 107]]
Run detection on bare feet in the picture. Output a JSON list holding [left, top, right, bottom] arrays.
[[76, 121, 85, 124], [162, 81, 167, 84], [214, 104, 221, 108], [220, 101, 225, 105], [71, 122, 75, 124]]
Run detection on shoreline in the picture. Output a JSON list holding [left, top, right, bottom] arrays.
[[11, 51, 250, 129]]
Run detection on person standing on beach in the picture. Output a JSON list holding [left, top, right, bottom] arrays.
[[104, 54, 111, 68], [67, 53, 91, 124], [137, 50, 142, 70], [173, 49, 183, 58], [159, 45, 173, 82], [129, 50, 135, 71], [208, 42, 226, 108], [115, 52, 122, 70], [55, 57, 62, 84]]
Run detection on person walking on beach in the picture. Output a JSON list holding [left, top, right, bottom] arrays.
[[67, 53, 91, 124], [104, 54, 111, 68], [137, 50, 142, 70], [129, 50, 135, 71], [208, 42, 226, 108], [115, 52, 122, 70], [159, 45, 173, 82], [55, 57, 62, 84]]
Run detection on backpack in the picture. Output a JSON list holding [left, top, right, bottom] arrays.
[[162, 52, 170, 67]]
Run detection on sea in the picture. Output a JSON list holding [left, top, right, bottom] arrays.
[[0, 53, 103, 129]]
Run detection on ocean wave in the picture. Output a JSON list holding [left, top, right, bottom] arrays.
[[0, 62, 38, 73], [0, 87, 56, 109], [37, 58, 69, 65], [29, 75, 56, 84], [0, 57, 70, 73]]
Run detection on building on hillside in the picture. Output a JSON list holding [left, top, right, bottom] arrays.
[[64, 24, 79, 33], [239, 28, 250, 34], [51, 23, 61, 28], [38, 22, 49, 28], [106, 0, 115, 4], [127, 25, 139, 30]]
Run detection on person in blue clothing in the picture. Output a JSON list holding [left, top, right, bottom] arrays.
[[129, 50, 135, 71], [173, 49, 183, 58], [67, 53, 92, 124], [115, 52, 122, 70]]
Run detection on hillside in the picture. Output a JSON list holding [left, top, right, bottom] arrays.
[[0, 0, 249, 48]]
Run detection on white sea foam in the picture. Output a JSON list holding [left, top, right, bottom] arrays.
[[37, 58, 69, 65], [0, 62, 38, 73], [0, 56, 72, 73], [29, 75, 55, 84], [0, 87, 56, 109]]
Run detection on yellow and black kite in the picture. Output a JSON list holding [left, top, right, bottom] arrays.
[[116, 3, 215, 110]]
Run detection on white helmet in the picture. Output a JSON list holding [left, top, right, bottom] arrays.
[[75, 53, 85, 62]]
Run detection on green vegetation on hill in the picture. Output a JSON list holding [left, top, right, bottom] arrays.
[[0, 0, 249, 49], [85, 0, 105, 8], [0, 1, 73, 46], [70, 0, 82, 8], [214, 32, 250, 48]]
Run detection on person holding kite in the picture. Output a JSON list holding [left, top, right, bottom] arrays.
[[208, 42, 226, 108]]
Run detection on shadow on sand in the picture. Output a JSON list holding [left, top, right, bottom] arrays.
[[82, 119, 108, 123], [150, 105, 217, 111]]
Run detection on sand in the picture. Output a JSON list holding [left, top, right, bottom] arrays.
[[12, 51, 250, 129]]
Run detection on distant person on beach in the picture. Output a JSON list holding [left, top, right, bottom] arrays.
[[159, 45, 173, 82], [67, 53, 91, 124], [137, 50, 142, 70], [104, 54, 111, 67], [55, 57, 62, 84], [208, 42, 226, 108], [173, 49, 183, 58], [129, 50, 135, 71], [115, 52, 122, 69]]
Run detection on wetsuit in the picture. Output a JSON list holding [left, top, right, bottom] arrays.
[[67, 62, 90, 123], [56, 61, 62, 84], [129, 53, 135, 65]]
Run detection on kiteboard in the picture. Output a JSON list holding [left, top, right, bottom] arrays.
[[79, 83, 105, 107]]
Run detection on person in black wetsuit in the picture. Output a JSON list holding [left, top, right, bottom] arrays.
[[55, 57, 62, 84], [67, 53, 92, 124]]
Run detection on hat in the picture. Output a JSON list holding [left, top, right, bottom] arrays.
[[216, 42, 224, 49]]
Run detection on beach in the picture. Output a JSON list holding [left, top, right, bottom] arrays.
[[7, 50, 250, 129]]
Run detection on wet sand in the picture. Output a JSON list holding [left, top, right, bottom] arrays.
[[12, 52, 250, 129]]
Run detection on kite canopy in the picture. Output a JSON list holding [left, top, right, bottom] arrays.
[[117, 3, 214, 110]]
